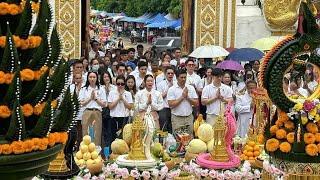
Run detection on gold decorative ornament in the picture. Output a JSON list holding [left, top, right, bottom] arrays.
[[210, 103, 229, 162], [127, 114, 146, 160], [47, 150, 69, 172]]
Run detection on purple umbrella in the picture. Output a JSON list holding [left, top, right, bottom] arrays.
[[216, 60, 244, 71]]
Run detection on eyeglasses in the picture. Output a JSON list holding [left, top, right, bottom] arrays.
[[167, 72, 174, 75], [187, 64, 195, 67], [116, 82, 125, 86]]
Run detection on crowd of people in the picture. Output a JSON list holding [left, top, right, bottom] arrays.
[[70, 39, 319, 154]]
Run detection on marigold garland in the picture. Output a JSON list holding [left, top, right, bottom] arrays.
[[284, 121, 295, 131], [304, 133, 316, 144], [0, 66, 48, 85], [270, 125, 279, 135], [0, 1, 40, 16], [315, 133, 320, 143], [0, 100, 58, 119], [0, 132, 68, 155], [266, 138, 280, 152], [0, 35, 42, 49], [279, 142, 291, 153], [305, 144, 318, 156]]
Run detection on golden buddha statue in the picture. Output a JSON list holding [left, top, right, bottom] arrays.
[[210, 103, 229, 162], [127, 114, 146, 160]]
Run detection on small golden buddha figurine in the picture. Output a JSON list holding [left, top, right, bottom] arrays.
[[210, 103, 229, 162], [127, 114, 146, 160]]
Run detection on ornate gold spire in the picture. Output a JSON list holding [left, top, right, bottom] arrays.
[[127, 114, 146, 160]]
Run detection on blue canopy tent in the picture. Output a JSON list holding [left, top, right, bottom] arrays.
[[145, 13, 167, 24], [145, 18, 181, 29]]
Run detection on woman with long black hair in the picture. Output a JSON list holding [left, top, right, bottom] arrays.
[[79, 71, 107, 146]]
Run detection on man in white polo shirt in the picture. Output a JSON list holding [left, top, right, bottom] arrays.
[[201, 68, 233, 126], [167, 69, 198, 137]]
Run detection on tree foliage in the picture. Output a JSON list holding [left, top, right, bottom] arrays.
[[91, 0, 182, 18]]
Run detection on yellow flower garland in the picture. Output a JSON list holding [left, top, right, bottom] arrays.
[[0, 66, 48, 85]]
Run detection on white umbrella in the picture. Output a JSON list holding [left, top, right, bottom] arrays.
[[189, 45, 229, 58]]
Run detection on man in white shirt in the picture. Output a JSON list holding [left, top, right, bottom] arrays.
[[89, 40, 105, 61], [170, 48, 182, 67], [201, 68, 233, 126], [157, 66, 176, 133], [185, 59, 203, 94], [168, 69, 198, 137], [235, 80, 257, 138], [131, 61, 152, 90]]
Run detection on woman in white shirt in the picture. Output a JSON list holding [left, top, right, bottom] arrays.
[[100, 71, 116, 149], [125, 75, 137, 121], [135, 74, 164, 129], [79, 71, 107, 146], [108, 75, 133, 143]]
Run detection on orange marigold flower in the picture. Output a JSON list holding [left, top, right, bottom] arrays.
[[278, 110, 289, 122], [279, 142, 291, 153], [2, 144, 12, 155], [28, 36, 42, 48], [4, 73, 13, 84], [315, 133, 320, 143], [20, 38, 30, 50], [23, 139, 34, 153], [33, 103, 45, 116], [0, 36, 6, 48], [266, 138, 280, 152], [0, 105, 11, 118], [304, 133, 316, 144], [21, 104, 33, 117], [276, 129, 287, 140], [31, 2, 40, 13], [284, 121, 295, 131], [12, 35, 21, 48], [0, 71, 6, 84], [8, 4, 21, 15], [48, 133, 58, 147], [59, 132, 68, 144], [33, 71, 41, 80], [275, 120, 284, 127], [20, 69, 35, 81], [11, 141, 25, 154], [305, 144, 318, 156], [270, 125, 279, 135], [0, 3, 9, 15], [39, 138, 49, 151], [287, 132, 295, 144], [306, 123, 319, 134], [51, 100, 58, 109], [32, 138, 41, 151]]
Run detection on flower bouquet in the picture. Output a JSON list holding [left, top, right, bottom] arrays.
[[0, 0, 78, 179]]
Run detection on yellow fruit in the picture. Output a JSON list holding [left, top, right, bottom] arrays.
[[111, 139, 129, 155], [88, 143, 96, 152], [80, 145, 89, 153], [245, 151, 253, 157], [257, 134, 264, 144], [249, 157, 255, 160], [83, 152, 91, 160], [197, 123, 214, 142], [123, 123, 132, 145], [246, 146, 254, 152], [253, 145, 260, 151], [240, 154, 247, 160], [86, 159, 94, 166], [77, 159, 85, 166], [186, 139, 207, 154], [76, 151, 83, 159], [243, 150, 248, 155], [94, 158, 101, 164], [83, 135, 91, 145], [91, 151, 99, 159], [253, 150, 260, 157], [248, 141, 256, 147]]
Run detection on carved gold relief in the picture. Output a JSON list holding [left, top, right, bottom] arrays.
[[55, 0, 81, 59]]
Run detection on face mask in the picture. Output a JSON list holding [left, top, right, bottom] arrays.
[[91, 65, 99, 71]]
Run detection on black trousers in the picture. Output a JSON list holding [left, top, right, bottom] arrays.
[[110, 116, 128, 144], [158, 108, 172, 133], [102, 107, 112, 149]]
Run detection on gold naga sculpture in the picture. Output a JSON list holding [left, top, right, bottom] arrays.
[[263, 0, 317, 31]]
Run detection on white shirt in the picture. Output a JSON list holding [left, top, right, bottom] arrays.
[[235, 91, 254, 138], [156, 72, 177, 86], [156, 80, 177, 108], [102, 84, 117, 100], [79, 86, 107, 112], [108, 90, 133, 117], [298, 87, 309, 98], [167, 84, 198, 116], [70, 84, 84, 121], [202, 83, 233, 115], [135, 89, 164, 112], [186, 72, 202, 91], [308, 80, 318, 92], [131, 72, 154, 90], [89, 50, 105, 61]]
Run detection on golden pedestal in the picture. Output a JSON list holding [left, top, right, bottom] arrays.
[[47, 150, 69, 172]]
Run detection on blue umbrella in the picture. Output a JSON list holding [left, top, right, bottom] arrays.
[[226, 48, 264, 61]]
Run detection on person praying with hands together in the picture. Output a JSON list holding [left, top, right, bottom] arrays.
[[108, 75, 133, 143], [167, 69, 198, 137], [201, 68, 233, 126]]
